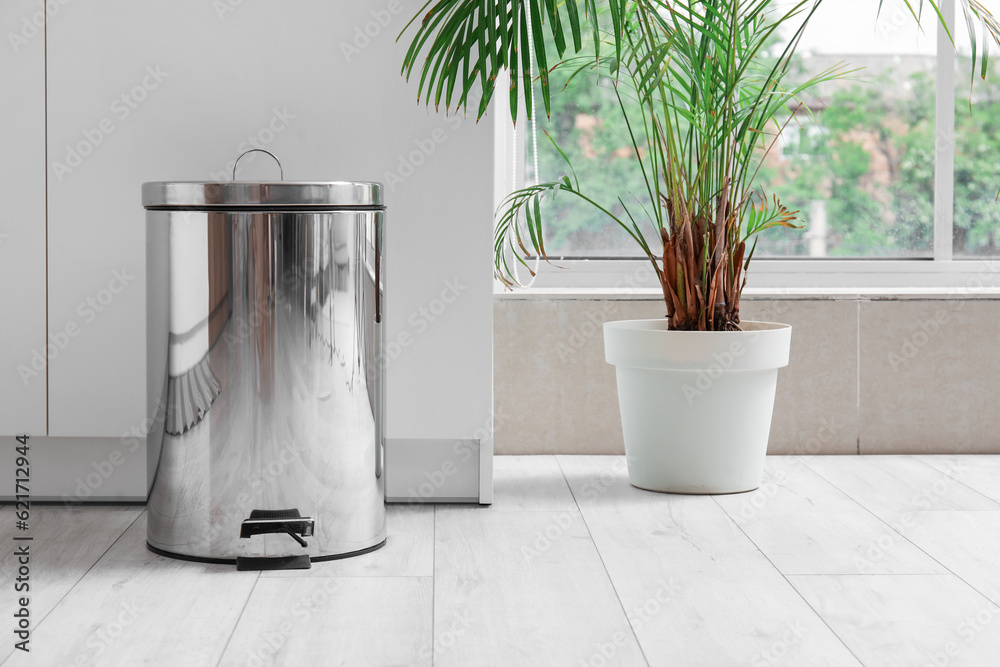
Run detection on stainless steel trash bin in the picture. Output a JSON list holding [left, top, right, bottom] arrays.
[[142, 156, 386, 565]]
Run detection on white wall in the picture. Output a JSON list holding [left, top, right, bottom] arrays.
[[0, 0, 47, 436], [0, 1, 493, 500]]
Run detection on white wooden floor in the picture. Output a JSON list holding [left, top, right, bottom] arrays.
[[4, 455, 1000, 666]]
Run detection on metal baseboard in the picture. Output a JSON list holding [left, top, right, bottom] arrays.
[[384, 438, 491, 504]]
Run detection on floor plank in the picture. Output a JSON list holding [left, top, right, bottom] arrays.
[[261, 504, 433, 579], [902, 511, 1000, 604], [433, 505, 646, 666], [789, 574, 1000, 666], [1, 512, 257, 667], [490, 455, 577, 512], [803, 455, 1000, 523], [918, 456, 1000, 503], [714, 457, 948, 574], [218, 577, 433, 667], [0, 504, 141, 626], [558, 456, 862, 667]]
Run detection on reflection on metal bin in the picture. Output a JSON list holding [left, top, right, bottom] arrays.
[[142, 152, 386, 567]]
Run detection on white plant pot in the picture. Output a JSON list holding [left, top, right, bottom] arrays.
[[604, 319, 791, 494]]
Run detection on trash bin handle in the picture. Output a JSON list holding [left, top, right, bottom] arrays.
[[232, 149, 284, 181], [375, 220, 382, 324]]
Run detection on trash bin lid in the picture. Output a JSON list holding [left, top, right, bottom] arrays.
[[142, 181, 384, 210]]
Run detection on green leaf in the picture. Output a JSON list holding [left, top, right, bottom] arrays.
[[528, 0, 551, 117]]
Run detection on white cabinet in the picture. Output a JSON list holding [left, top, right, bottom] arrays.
[[0, 0, 47, 436], [25, 1, 492, 499]]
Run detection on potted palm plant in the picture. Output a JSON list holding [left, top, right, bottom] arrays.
[[399, 0, 999, 493]]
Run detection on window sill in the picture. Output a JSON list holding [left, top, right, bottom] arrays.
[[494, 258, 1000, 293], [494, 286, 1000, 301]]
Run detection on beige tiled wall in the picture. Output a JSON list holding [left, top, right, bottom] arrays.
[[493, 299, 661, 454], [858, 300, 1000, 454], [741, 300, 859, 455], [494, 296, 1000, 455]]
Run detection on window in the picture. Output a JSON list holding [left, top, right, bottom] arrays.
[[495, 0, 1000, 290], [954, 17, 1000, 258]]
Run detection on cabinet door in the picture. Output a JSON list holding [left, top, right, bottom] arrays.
[[47, 1, 350, 436], [0, 0, 47, 435], [46, 5, 146, 435], [46, 2, 191, 436], [46, 0, 493, 453]]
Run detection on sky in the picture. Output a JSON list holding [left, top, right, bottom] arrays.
[[771, 0, 942, 55]]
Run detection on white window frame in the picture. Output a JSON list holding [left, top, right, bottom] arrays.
[[493, 0, 1000, 294]]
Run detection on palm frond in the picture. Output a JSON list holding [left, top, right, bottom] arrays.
[[402, 0, 1000, 330], [399, 1, 599, 121]]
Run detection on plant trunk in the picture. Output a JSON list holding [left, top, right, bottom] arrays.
[[659, 200, 744, 332]]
